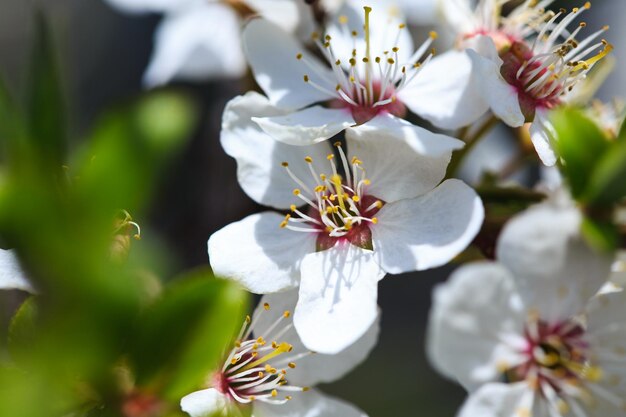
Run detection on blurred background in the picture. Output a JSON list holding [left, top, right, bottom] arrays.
[[0, 0, 622, 415]]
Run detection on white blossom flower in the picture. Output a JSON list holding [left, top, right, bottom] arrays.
[[208, 91, 484, 354], [319, 0, 440, 26], [0, 249, 34, 293], [243, 0, 450, 146], [427, 200, 626, 417], [428, 1, 612, 164], [181, 290, 375, 417], [103, 0, 309, 86]]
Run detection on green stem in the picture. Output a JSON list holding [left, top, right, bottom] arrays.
[[446, 115, 499, 178]]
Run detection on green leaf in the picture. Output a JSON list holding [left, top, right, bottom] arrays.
[[581, 217, 619, 252], [129, 269, 247, 401], [27, 12, 67, 167], [585, 139, 626, 206], [7, 296, 39, 367], [552, 107, 610, 199]]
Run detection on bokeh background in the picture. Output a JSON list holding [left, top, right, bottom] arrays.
[[0, 0, 622, 415]]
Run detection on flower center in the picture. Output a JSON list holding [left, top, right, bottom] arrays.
[[498, 4, 611, 121], [504, 316, 602, 412], [216, 303, 311, 406], [297, 6, 435, 124], [279, 142, 383, 251]]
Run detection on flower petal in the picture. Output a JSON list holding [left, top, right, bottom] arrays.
[[253, 291, 379, 386], [143, 3, 246, 86], [457, 383, 534, 417], [372, 179, 484, 273], [246, 0, 302, 33], [346, 114, 463, 202], [208, 212, 316, 294], [252, 389, 367, 417], [466, 38, 525, 128], [243, 19, 335, 110], [294, 244, 384, 354], [253, 107, 355, 146], [221, 92, 333, 209], [427, 262, 525, 390], [102, 0, 198, 14], [530, 109, 558, 166], [0, 249, 34, 293], [180, 388, 231, 417], [497, 201, 613, 321], [398, 50, 490, 130]]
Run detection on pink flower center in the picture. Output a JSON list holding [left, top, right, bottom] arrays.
[[280, 143, 383, 252], [506, 318, 600, 397]]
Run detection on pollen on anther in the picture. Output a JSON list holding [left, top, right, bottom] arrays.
[[283, 310, 291, 318], [304, 156, 313, 163], [281, 162, 289, 167], [271, 390, 278, 397], [293, 189, 301, 196], [429, 31, 438, 40], [327, 154, 335, 160], [371, 217, 378, 224], [296, 53, 303, 60], [303, 75, 310, 82], [288, 362, 296, 369], [264, 303, 270, 310], [286, 396, 292, 401]]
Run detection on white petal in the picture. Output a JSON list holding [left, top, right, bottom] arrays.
[[466, 39, 525, 128], [243, 19, 335, 110], [346, 114, 463, 202], [427, 262, 525, 390], [180, 388, 231, 417], [372, 179, 484, 273], [586, 291, 626, 397], [398, 50, 490, 130], [253, 291, 379, 386], [0, 249, 34, 293], [530, 109, 558, 166], [253, 107, 355, 146], [395, 0, 439, 25], [457, 383, 534, 417], [497, 201, 613, 321], [221, 92, 333, 209], [252, 389, 367, 417], [325, 0, 413, 70], [102, 0, 198, 14], [208, 212, 315, 294], [437, 0, 475, 35], [294, 245, 384, 354], [143, 4, 246, 86], [246, 0, 301, 33]]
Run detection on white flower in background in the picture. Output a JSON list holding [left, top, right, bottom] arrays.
[[181, 290, 375, 417], [243, 0, 450, 146], [427, 200, 626, 417], [425, 0, 612, 164], [319, 0, 440, 26], [208, 91, 483, 354], [0, 249, 34, 293], [103, 0, 310, 86]]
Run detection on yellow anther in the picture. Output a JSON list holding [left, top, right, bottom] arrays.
[[311, 31, 319, 40], [304, 156, 313, 163], [392, 47, 399, 53], [349, 58, 357, 66], [351, 30, 358, 37], [339, 15, 348, 24], [352, 196, 360, 202], [271, 390, 278, 397], [387, 58, 395, 64], [231, 357, 239, 365], [302, 387, 310, 392], [303, 75, 310, 82], [245, 315, 251, 323], [257, 337, 265, 344], [290, 204, 297, 212], [296, 53, 303, 60], [371, 217, 378, 224], [258, 372, 264, 378], [272, 341, 278, 348], [333, 141, 342, 147], [398, 23, 406, 29], [286, 396, 292, 401], [375, 57, 381, 63], [325, 34, 331, 41], [429, 31, 438, 40], [320, 174, 327, 181], [327, 154, 335, 160], [264, 303, 270, 310], [335, 84, 341, 91], [363, 179, 372, 185], [288, 362, 296, 369], [249, 396, 256, 401], [362, 57, 369, 63], [283, 310, 291, 318], [351, 156, 362, 165], [281, 162, 289, 167], [375, 200, 382, 208], [279, 221, 288, 229], [584, 2, 591, 9], [293, 189, 301, 196]]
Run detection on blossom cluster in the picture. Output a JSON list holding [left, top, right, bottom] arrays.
[[5, 0, 625, 416]]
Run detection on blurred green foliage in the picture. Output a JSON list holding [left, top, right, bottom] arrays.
[[552, 107, 626, 251], [0, 13, 247, 417]]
